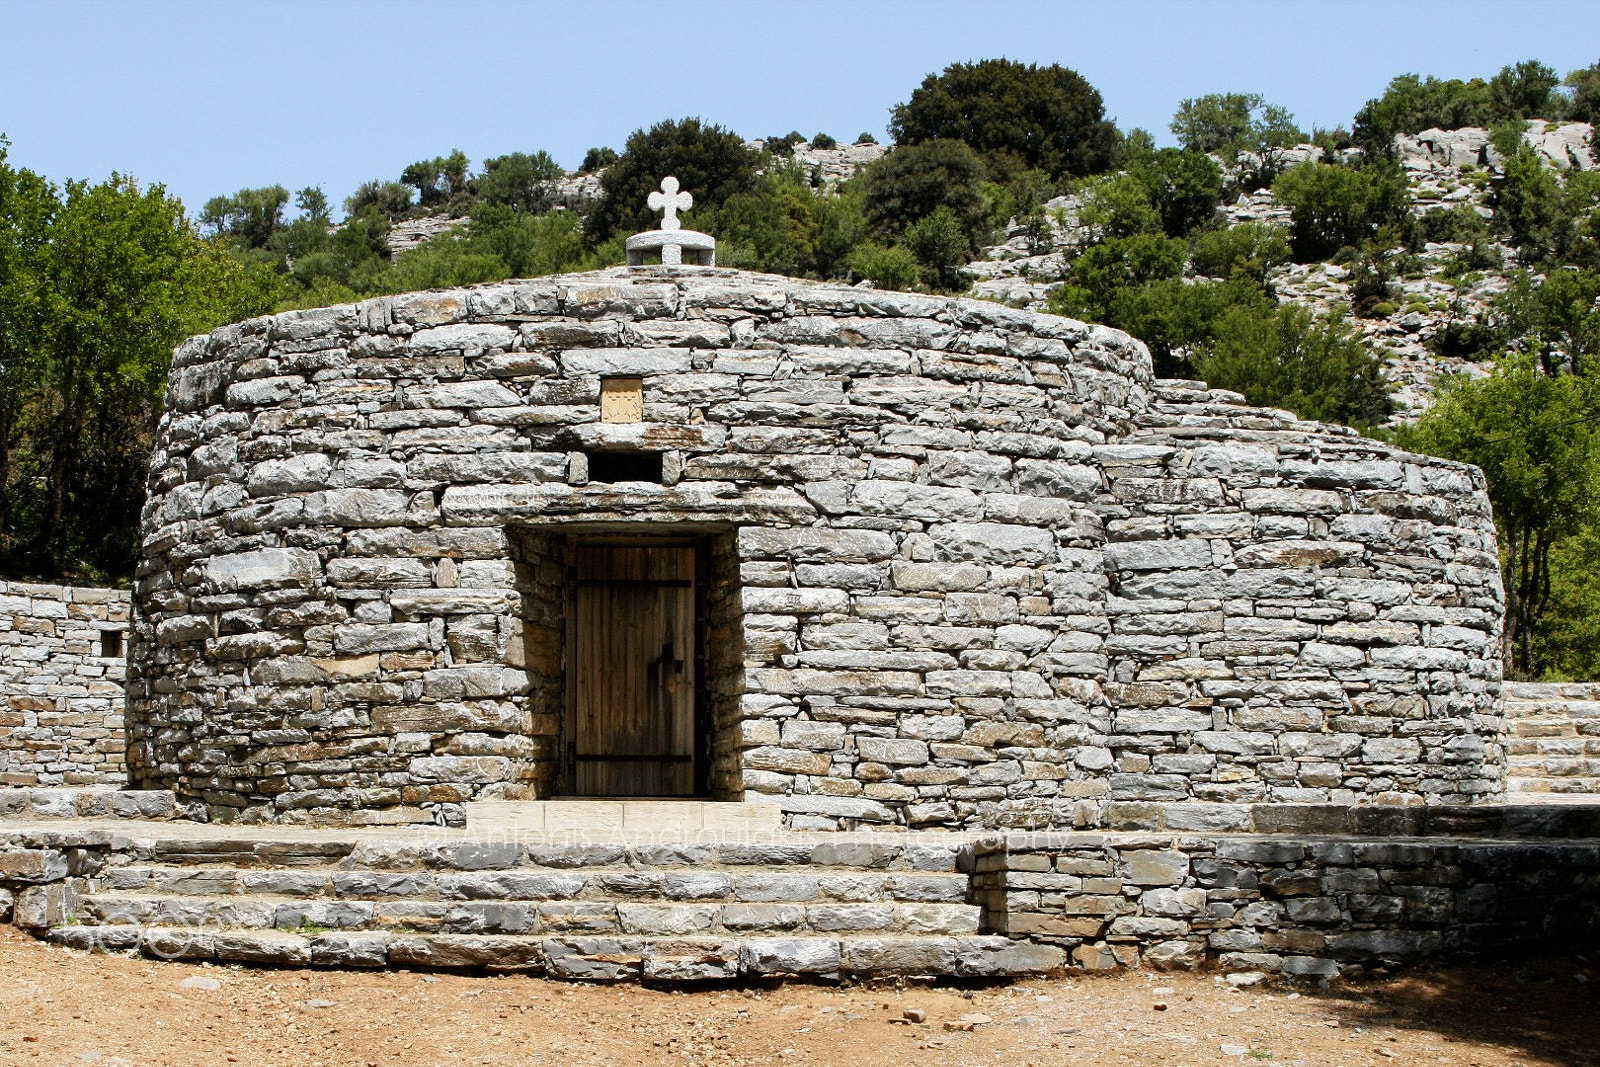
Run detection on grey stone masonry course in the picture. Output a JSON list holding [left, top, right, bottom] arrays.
[[117, 266, 1505, 828]]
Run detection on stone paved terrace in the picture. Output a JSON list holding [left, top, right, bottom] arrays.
[[1, 792, 1596, 981]]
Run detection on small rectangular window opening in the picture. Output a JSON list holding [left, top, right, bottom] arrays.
[[100, 630, 124, 658], [586, 451, 663, 484]]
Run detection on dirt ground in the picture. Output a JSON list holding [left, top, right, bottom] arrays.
[[0, 927, 1594, 1067]]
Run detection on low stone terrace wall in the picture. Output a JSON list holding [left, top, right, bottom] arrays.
[[1503, 681, 1600, 795]]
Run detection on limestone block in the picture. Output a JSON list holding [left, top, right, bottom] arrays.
[[741, 937, 841, 975], [198, 548, 319, 593], [1104, 539, 1212, 572], [544, 937, 644, 980], [642, 938, 741, 981], [405, 322, 516, 354]]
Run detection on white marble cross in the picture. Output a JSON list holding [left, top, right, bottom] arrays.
[[647, 176, 692, 232]]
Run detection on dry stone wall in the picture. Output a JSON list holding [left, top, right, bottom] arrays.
[[1502, 681, 1600, 794], [0, 582, 129, 787], [127, 266, 1504, 827]]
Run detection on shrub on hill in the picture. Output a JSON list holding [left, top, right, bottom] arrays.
[[584, 118, 759, 245], [889, 58, 1117, 180]]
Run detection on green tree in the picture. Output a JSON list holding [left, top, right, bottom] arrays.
[[475, 151, 563, 213], [579, 146, 618, 174], [1190, 303, 1394, 428], [584, 118, 758, 245], [1488, 60, 1563, 122], [1096, 277, 1275, 376], [1170, 92, 1305, 155], [1400, 357, 1600, 674], [9, 172, 272, 576], [0, 138, 54, 557], [401, 149, 471, 208], [1128, 149, 1224, 238], [1272, 160, 1412, 261], [344, 179, 412, 220], [888, 59, 1117, 179], [709, 173, 821, 278], [860, 139, 988, 243], [1078, 172, 1161, 240], [1190, 222, 1292, 284], [1534, 524, 1600, 679], [1352, 73, 1493, 154], [846, 241, 920, 290], [1491, 144, 1572, 262], [1051, 233, 1187, 321], [1491, 269, 1600, 375], [199, 184, 289, 248], [463, 205, 587, 279], [1566, 61, 1600, 124], [902, 206, 971, 290]]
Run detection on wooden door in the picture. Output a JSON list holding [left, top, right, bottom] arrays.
[[572, 544, 697, 796]]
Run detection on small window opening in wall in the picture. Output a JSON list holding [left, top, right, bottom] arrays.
[[100, 630, 124, 658], [600, 377, 644, 423], [586, 451, 663, 484]]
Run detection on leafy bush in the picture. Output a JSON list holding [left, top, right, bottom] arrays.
[[1170, 92, 1305, 155], [847, 241, 920, 290], [855, 132, 878, 145], [344, 179, 413, 220], [1419, 204, 1493, 244], [475, 151, 563, 213], [1353, 73, 1493, 153], [1488, 60, 1563, 122], [400, 150, 470, 209], [1061, 233, 1187, 318], [1127, 149, 1224, 238], [199, 185, 289, 249], [812, 133, 838, 150], [585, 118, 759, 245], [1190, 223, 1291, 283], [861, 138, 988, 243], [1354, 61, 1568, 156], [578, 147, 618, 174], [889, 58, 1117, 179], [1568, 61, 1600, 124], [1347, 242, 1401, 317], [766, 131, 805, 157], [1490, 269, 1600, 374], [903, 206, 971, 290], [1272, 160, 1411, 261], [1097, 277, 1275, 375], [1400, 357, 1600, 674], [1492, 145, 1571, 262], [1079, 173, 1161, 239], [1191, 303, 1394, 428]]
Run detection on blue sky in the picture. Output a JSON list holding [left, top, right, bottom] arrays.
[[3, 0, 1597, 218]]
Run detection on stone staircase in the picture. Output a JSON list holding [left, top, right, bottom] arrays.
[[42, 822, 1063, 979], [1504, 682, 1600, 796]]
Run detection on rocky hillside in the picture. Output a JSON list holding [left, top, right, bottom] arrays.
[[970, 120, 1595, 421]]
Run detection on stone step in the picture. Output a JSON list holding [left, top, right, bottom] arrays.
[[91, 865, 969, 905], [46, 926, 1064, 980], [1505, 757, 1600, 775], [1507, 738, 1600, 755], [461, 800, 784, 835], [74, 891, 982, 938], [114, 838, 965, 875], [98, 862, 969, 899], [1504, 780, 1600, 796]]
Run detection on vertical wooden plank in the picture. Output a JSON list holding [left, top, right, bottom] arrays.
[[572, 544, 698, 796]]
